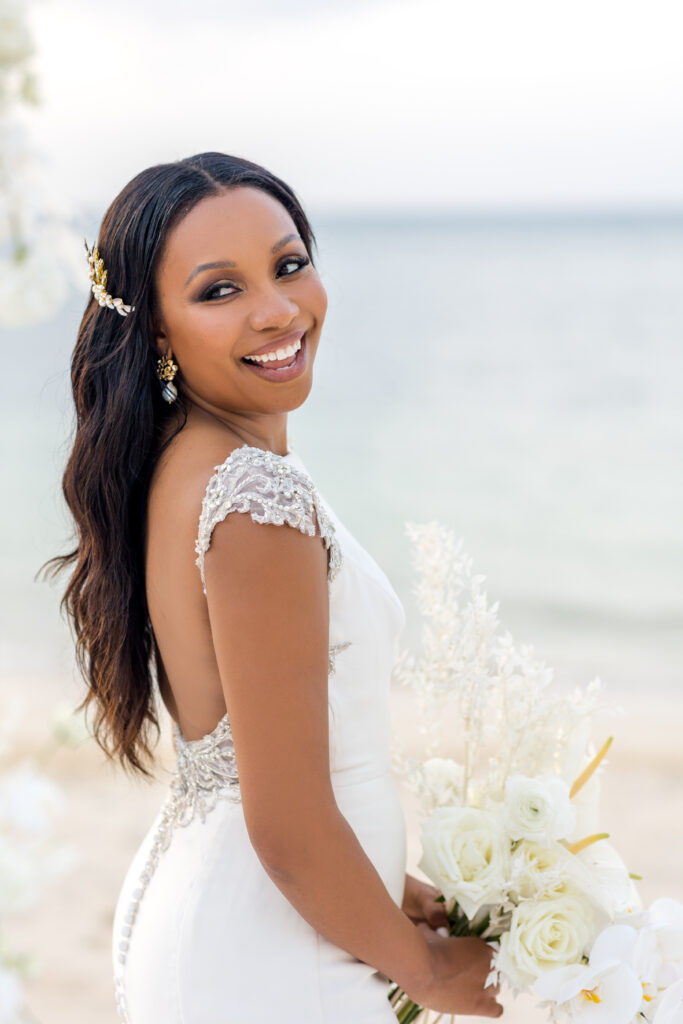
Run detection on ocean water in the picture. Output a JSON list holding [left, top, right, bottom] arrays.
[[2, 211, 681, 698]]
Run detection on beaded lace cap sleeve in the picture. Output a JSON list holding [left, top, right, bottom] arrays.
[[194, 446, 342, 596]]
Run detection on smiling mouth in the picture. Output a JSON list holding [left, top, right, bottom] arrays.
[[242, 334, 303, 369], [240, 333, 308, 379]]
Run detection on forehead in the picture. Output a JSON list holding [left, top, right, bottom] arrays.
[[158, 186, 299, 279]]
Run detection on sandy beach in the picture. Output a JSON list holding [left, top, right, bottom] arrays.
[[5, 676, 683, 1024]]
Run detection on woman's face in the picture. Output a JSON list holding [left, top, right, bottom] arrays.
[[153, 185, 327, 427]]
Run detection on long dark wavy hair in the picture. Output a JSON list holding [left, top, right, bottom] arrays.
[[37, 152, 319, 779]]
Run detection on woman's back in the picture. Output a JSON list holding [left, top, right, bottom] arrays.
[[144, 417, 249, 740]]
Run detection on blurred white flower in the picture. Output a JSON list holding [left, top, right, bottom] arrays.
[[414, 757, 466, 813], [0, 0, 34, 75], [503, 773, 577, 845], [0, 761, 64, 834], [52, 704, 91, 748], [0, 960, 23, 1024], [1, 0, 84, 326], [418, 805, 510, 919]]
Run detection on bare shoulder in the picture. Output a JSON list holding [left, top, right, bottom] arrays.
[[148, 419, 244, 529], [145, 419, 248, 607]]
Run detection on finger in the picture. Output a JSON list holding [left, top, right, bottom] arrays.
[[481, 999, 503, 1018]]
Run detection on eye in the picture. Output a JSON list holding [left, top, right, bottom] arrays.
[[276, 260, 311, 280], [201, 280, 239, 299]]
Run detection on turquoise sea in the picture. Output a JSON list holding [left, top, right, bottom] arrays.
[[2, 210, 681, 699]]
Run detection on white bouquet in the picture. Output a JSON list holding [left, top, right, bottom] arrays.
[[388, 522, 682, 1024]]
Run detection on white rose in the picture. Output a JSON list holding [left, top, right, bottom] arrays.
[[494, 891, 599, 989], [417, 806, 510, 919], [503, 774, 577, 845]]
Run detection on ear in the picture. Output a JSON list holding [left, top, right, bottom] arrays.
[[154, 322, 169, 360]]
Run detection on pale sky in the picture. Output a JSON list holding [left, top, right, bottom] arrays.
[[21, 0, 683, 215]]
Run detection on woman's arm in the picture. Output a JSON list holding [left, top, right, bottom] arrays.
[[203, 506, 500, 1014], [203, 508, 432, 995]]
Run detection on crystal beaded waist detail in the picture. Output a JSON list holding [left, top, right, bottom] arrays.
[[170, 714, 242, 825], [112, 718, 242, 1021]]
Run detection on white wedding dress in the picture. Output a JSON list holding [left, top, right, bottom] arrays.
[[111, 443, 408, 1022]]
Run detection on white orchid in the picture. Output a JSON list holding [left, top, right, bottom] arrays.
[[652, 976, 683, 1024], [648, 899, 683, 969], [535, 923, 664, 1023]]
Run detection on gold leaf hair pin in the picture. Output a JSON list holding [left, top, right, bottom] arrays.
[[84, 239, 135, 316]]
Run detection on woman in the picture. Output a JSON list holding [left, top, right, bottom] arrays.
[[42, 152, 502, 1022]]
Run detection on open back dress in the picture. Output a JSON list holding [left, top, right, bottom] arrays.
[[111, 442, 408, 1022]]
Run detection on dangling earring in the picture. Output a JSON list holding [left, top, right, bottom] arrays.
[[156, 354, 179, 404]]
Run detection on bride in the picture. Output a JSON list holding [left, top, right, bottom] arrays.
[[43, 152, 502, 1022]]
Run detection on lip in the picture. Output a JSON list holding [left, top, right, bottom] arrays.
[[243, 329, 306, 359], [240, 332, 308, 382]]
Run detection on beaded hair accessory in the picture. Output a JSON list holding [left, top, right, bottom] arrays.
[[84, 239, 135, 316]]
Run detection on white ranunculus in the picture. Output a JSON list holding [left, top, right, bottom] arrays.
[[417, 757, 465, 812], [494, 891, 599, 989], [503, 773, 577, 845], [417, 806, 510, 919]]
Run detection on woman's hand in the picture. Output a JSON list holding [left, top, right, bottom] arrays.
[[401, 872, 450, 933]]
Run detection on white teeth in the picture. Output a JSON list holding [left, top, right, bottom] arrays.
[[244, 336, 302, 364]]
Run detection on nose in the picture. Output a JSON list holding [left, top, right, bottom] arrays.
[[248, 283, 299, 332]]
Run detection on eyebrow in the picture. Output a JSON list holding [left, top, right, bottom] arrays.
[[183, 233, 301, 288]]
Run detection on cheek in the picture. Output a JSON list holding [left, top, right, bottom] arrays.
[[176, 308, 242, 361], [300, 274, 328, 322]]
